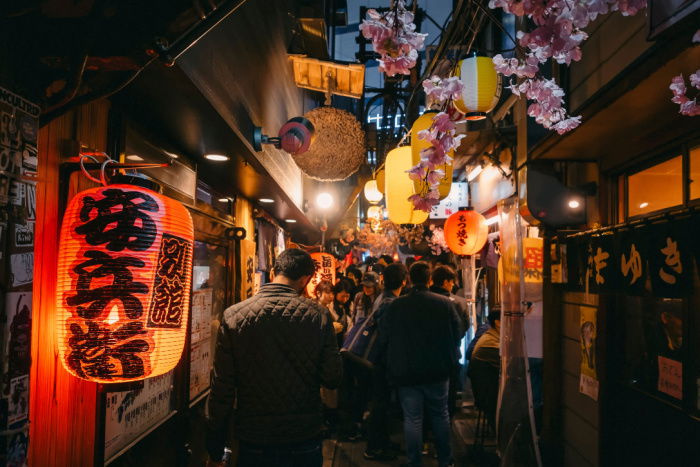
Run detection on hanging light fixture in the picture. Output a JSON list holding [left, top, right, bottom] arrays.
[[410, 110, 453, 200], [453, 51, 502, 121], [56, 178, 194, 383], [364, 179, 383, 204], [444, 206, 488, 256], [376, 168, 386, 194], [367, 205, 383, 221], [385, 146, 429, 225]]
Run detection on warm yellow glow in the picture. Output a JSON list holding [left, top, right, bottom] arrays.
[[367, 205, 383, 220], [376, 168, 385, 193], [288, 55, 365, 99], [364, 180, 384, 203], [385, 146, 429, 225], [411, 111, 453, 200], [316, 192, 333, 210], [453, 54, 502, 119], [628, 155, 682, 217]]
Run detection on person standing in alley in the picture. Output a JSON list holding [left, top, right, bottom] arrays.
[[363, 262, 408, 461], [378, 261, 462, 467], [205, 248, 342, 467]]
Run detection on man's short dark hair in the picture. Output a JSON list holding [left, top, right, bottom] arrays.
[[346, 266, 361, 281], [380, 254, 394, 265], [273, 248, 315, 280], [432, 265, 456, 288], [383, 263, 408, 291], [488, 307, 501, 327], [409, 261, 431, 286], [333, 278, 354, 295]]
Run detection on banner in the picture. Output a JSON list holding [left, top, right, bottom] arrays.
[[615, 226, 648, 296], [579, 306, 599, 401], [648, 219, 692, 298], [239, 239, 257, 301]]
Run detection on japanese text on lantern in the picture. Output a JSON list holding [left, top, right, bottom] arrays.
[[61, 188, 191, 381], [456, 214, 468, 246]]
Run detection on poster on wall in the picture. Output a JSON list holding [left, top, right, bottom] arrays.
[[190, 289, 213, 400], [0, 86, 39, 467], [239, 239, 257, 301], [104, 371, 175, 461], [579, 306, 599, 401]]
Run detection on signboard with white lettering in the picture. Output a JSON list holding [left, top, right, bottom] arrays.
[[429, 182, 468, 219]]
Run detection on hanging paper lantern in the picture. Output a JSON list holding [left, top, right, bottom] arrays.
[[444, 207, 488, 256], [376, 168, 385, 193], [453, 52, 502, 121], [364, 179, 383, 204], [306, 252, 336, 296], [367, 205, 383, 221], [411, 110, 453, 200], [385, 146, 429, 225], [56, 181, 194, 383]]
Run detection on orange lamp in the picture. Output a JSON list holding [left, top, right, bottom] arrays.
[[444, 207, 488, 256], [306, 252, 336, 296], [56, 182, 194, 383]]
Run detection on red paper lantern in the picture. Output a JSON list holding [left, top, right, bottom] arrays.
[[56, 182, 194, 383], [306, 252, 336, 296], [444, 207, 488, 256]]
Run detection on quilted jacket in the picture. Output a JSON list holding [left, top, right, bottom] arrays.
[[205, 282, 342, 459]]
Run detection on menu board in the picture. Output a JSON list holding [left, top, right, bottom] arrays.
[[104, 371, 175, 461], [189, 289, 213, 400]]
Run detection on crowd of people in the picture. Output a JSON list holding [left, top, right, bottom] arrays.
[[205, 248, 502, 467]]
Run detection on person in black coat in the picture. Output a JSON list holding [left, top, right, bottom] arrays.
[[205, 249, 342, 467], [377, 261, 462, 467]]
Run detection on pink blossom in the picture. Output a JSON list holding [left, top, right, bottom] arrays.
[[426, 168, 446, 186], [407, 163, 427, 181], [360, 0, 426, 77], [408, 191, 440, 212], [689, 70, 700, 90], [432, 112, 456, 132]]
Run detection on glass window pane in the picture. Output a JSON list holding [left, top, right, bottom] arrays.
[[690, 146, 700, 200], [628, 156, 682, 217]]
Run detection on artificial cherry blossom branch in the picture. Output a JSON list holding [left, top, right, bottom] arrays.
[[359, 0, 427, 77], [669, 31, 700, 117], [407, 76, 466, 212]]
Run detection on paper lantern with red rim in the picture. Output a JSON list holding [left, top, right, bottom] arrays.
[[56, 181, 194, 383], [444, 207, 488, 256]]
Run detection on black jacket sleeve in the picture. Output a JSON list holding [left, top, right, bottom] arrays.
[[319, 315, 343, 389], [205, 321, 236, 461]]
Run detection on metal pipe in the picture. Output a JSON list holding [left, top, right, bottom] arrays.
[[157, 0, 249, 65]]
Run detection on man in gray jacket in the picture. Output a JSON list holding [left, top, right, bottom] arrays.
[[206, 248, 342, 466]]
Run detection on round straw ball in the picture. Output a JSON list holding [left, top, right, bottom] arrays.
[[295, 107, 366, 181]]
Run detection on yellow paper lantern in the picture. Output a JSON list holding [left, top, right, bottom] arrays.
[[385, 146, 429, 225], [364, 179, 383, 204], [376, 168, 385, 193], [411, 111, 453, 200], [453, 52, 502, 120], [367, 205, 383, 221]]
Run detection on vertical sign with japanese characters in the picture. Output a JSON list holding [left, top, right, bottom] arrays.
[[305, 253, 336, 297], [0, 87, 38, 467], [239, 239, 257, 301], [648, 220, 691, 298]]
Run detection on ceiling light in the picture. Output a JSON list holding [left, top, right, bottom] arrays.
[[204, 154, 229, 161], [467, 165, 483, 182], [218, 198, 230, 203], [568, 199, 581, 209], [259, 198, 274, 203], [485, 216, 499, 226], [316, 192, 333, 210], [285, 219, 297, 223], [639, 202, 649, 209], [126, 154, 144, 161]]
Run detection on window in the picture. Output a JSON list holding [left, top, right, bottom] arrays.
[[689, 146, 700, 200], [627, 156, 683, 217]]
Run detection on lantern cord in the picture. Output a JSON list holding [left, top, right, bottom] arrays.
[[79, 154, 105, 185]]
